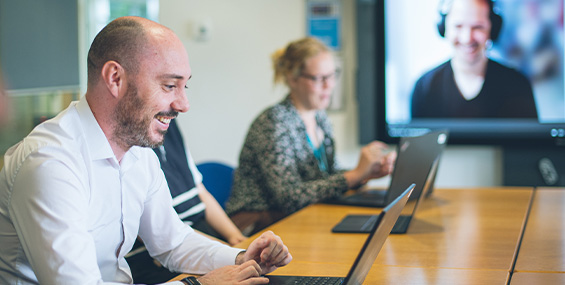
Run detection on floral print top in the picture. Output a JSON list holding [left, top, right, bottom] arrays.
[[226, 96, 349, 215]]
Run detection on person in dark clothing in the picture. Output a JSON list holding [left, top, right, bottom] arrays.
[[412, 59, 537, 118], [411, 0, 538, 119]]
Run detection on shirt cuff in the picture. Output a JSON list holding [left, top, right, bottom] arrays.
[[213, 247, 245, 268]]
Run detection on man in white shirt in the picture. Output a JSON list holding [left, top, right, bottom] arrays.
[[0, 16, 291, 284]]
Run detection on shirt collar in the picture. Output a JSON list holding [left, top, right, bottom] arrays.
[[75, 96, 143, 163], [281, 95, 329, 133]]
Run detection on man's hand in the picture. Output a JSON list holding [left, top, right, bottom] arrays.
[[197, 260, 268, 284], [236, 231, 292, 274]]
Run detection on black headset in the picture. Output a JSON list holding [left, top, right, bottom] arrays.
[[437, 0, 503, 41]]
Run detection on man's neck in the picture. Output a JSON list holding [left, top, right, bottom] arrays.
[[109, 140, 129, 163], [451, 56, 488, 77], [85, 93, 128, 163], [451, 57, 488, 101]]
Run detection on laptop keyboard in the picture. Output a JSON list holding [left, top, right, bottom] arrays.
[[352, 190, 384, 200], [346, 191, 385, 204]]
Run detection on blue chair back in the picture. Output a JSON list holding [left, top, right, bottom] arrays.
[[196, 161, 235, 209]]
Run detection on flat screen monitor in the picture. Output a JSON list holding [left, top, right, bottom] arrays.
[[376, 0, 565, 146]]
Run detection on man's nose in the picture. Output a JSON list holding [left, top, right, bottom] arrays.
[[458, 27, 472, 44], [172, 90, 190, 113]]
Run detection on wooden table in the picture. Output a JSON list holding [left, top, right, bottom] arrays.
[[511, 272, 565, 284], [375, 188, 532, 271], [230, 187, 532, 284], [511, 187, 565, 284], [262, 262, 510, 284], [172, 187, 535, 284]]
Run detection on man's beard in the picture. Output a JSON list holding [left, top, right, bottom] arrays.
[[112, 83, 173, 149]]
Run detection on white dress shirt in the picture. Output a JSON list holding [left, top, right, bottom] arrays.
[[0, 96, 241, 284]]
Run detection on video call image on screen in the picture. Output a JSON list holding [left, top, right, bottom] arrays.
[[383, 0, 565, 143]]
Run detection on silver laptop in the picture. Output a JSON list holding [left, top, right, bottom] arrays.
[[324, 130, 448, 208], [267, 184, 415, 285]]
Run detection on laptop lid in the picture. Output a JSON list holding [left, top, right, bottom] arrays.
[[342, 184, 415, 284], [324, 130, 448, 208], [392, 156, 441, 233], [384, 129, 448, 203]]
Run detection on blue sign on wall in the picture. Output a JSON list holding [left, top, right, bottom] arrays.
[[307, 0, 341, 51]]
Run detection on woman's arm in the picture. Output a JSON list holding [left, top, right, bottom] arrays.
[[198, 183, 247, 246]]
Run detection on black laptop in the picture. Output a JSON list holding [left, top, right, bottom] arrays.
[[324, 130, 448, 208], [332, 156, 440, 234], [267, 184, 414, 285]]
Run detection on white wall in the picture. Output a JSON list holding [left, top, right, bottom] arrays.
[[159, 0, 304, 164], [160, 0, 502, 188]]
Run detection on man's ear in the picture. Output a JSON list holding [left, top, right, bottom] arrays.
[[100, 61, 125, 99]]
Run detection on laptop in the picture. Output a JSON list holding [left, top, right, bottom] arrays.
[[267, 184, 414, 285], [324, 130, 448, 207], [332, 156, 439, 234]]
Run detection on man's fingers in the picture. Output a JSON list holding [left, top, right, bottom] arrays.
[[266, 243, 288, 267], [260, 239, 277, 263], [283, 253, 293, 267], [238, 260, 262, 280], [261, 232, 287, 265], [245, 230, 292, 275]]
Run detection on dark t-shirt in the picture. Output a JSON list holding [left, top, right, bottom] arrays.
[[152, 119, 205, 224], [411, 59, 538, 119]]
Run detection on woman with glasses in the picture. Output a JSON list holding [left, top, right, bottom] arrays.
[[226, 37, 396, 235]]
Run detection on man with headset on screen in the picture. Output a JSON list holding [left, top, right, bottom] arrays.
[[411, 0, 538, 119]]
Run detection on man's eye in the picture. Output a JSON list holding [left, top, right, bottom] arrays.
[[165, 85, 175, 89]]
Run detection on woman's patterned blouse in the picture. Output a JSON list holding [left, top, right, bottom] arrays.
[[225, 96, 349, 215]]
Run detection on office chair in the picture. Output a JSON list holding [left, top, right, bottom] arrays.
[[196, 161, 235, 209]]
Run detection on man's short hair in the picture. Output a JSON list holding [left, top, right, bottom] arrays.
[[87, 18, 147, 86]]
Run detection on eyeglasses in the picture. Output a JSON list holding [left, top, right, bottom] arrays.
[[299, 69, 341, 85]]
